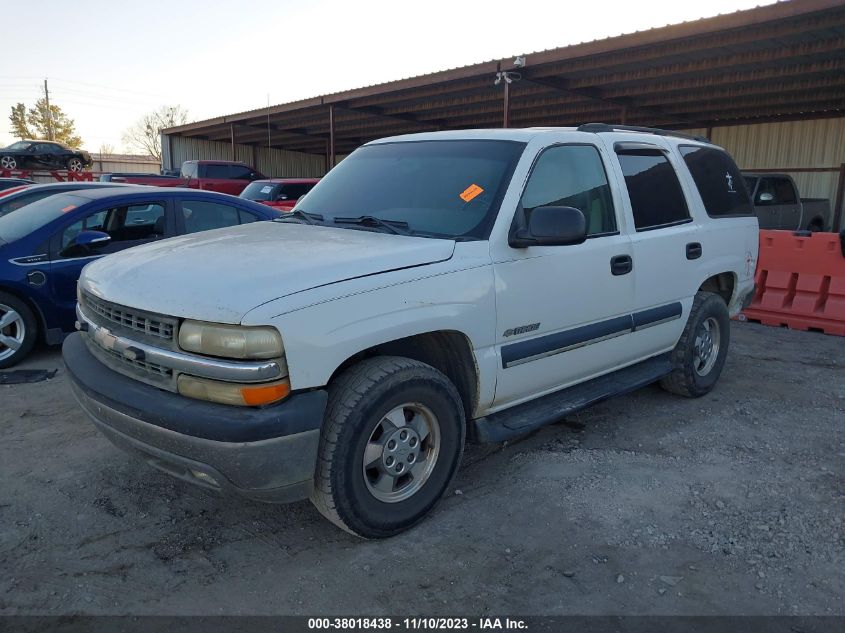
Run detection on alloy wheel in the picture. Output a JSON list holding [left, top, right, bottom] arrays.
[[0, 303, 26, 362], [693, 316, 720, 376], [362, 402, 441, 503]]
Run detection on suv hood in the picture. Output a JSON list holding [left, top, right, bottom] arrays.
[[81, 222, 456, 323]]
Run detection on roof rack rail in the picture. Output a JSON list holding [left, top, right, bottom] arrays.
[[576, 123, 710, 144]]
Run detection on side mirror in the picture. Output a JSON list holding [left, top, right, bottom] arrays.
[[758, 192, 774, 203], [510, 206, 587, 248], [61, 230, 111, 257]]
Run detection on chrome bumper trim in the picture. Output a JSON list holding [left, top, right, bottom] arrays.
[[76, 303, 284, 383]]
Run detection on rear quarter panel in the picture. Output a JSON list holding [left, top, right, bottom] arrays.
[[671, 144, 759, 315]]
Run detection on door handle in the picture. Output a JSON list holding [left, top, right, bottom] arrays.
[[610, 254, 633, 276], [686, 242, 703, 260]]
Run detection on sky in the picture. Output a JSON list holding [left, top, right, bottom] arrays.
[[0, 0, 776, 153]]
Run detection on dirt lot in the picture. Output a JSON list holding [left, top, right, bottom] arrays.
[[0, 322, 842, 616]]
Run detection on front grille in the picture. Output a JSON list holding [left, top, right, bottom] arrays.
[[83, 335, 175, 390], [102, 346, 172, 380], [82, 291, 176, 343]]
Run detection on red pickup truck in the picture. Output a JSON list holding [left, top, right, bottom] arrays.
[[102, 160, 265, 196], [239, 178, 320, 210]]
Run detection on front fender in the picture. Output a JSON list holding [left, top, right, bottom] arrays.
[[247, 264, 498, 398]]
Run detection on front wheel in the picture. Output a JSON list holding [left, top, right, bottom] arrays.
[[0, 155, 17, 170], [0, 291, 38, 368], [660, 291, 730, 398], [311, 356, 465, 538], [67, 157, 84, 173]]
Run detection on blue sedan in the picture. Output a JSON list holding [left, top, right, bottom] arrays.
[[0, 187, 282, 367]]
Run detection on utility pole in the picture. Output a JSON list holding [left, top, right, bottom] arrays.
[[43, 78, 54, 141]]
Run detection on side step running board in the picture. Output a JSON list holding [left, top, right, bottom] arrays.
[[472, 353, 672, 443]]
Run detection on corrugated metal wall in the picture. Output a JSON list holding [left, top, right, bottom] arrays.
[[162, 135, 325, 178], [92, 155, 160, 174], [164, 117, 845, 228], [685, 118, 845, 229]]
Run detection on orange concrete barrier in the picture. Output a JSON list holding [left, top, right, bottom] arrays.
[[741, 230, 845, 336]]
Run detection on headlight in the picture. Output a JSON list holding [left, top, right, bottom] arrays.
[[178, 320, 283, 359], [177, 375, 290, 407]]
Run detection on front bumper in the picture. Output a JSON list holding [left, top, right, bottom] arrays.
[[63, 332, 328, 503]]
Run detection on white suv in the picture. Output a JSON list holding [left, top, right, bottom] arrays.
[[63, 124, 759, 538]]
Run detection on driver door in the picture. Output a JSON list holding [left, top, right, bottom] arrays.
[[490, 143, 636, 408], [48, 200, 174, 327]]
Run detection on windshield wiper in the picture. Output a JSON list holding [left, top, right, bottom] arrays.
[[333, 215, 411, 236], [273, 210, 323, 225]]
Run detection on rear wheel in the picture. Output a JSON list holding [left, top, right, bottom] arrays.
[[67, 157, 84, 173], [660, 291, 730, 398], [311, 356, 465, 538], [0, 292, 38, 369], [0, 155, 17, 170]]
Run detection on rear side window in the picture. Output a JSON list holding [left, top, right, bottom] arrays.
[[277, 183, 315, 200], [202, 164, 230, 179], [521, 145, 617, 236], [181, 200, 249, 234], [680, 146, 752, 217], [227, 165, 255, 180], [616, 149, 690, 231]]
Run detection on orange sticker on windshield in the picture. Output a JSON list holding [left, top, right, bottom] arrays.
[[459, 184, 484, 202], [61, 205, 77, 213]]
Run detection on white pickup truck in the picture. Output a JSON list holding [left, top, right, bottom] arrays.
[[63, 124, 758, 538]]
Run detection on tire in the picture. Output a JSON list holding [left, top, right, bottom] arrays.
[[0, 155, 17, 170], [0, 291, 38, 369], [659, 291, 730, 398], [311, 356, 466, 539], [67, 157, 84, 173]]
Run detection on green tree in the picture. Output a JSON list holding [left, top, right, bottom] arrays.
[[8, 98, 82, 147], [122, 105, 188, 160], [9, 103, 34, 139]]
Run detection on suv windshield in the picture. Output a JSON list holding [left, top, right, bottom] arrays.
[[0, 193, 88, 243], [295, 140, 525, 239]]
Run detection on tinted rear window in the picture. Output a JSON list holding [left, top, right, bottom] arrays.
[[0, 193, 88, 242], [680, 146, 753, 217]]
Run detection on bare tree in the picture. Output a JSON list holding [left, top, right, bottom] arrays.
[[122, 105, 188, 161], [98, 143, 115, 156]]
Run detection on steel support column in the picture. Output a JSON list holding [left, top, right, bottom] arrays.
[[328, 105, 336, 170], [833, 162, 845, 231], [230, 123, 236, 161], [503, 80, 510, 128]]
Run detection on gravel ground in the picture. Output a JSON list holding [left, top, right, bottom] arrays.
[[0, 322, 842, 616]]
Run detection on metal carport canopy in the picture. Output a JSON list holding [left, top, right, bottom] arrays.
[[162, 0, 845, 161]]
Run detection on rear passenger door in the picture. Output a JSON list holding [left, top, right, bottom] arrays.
[[176, 198, 260, 235], [608, 141, 697, 357]]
